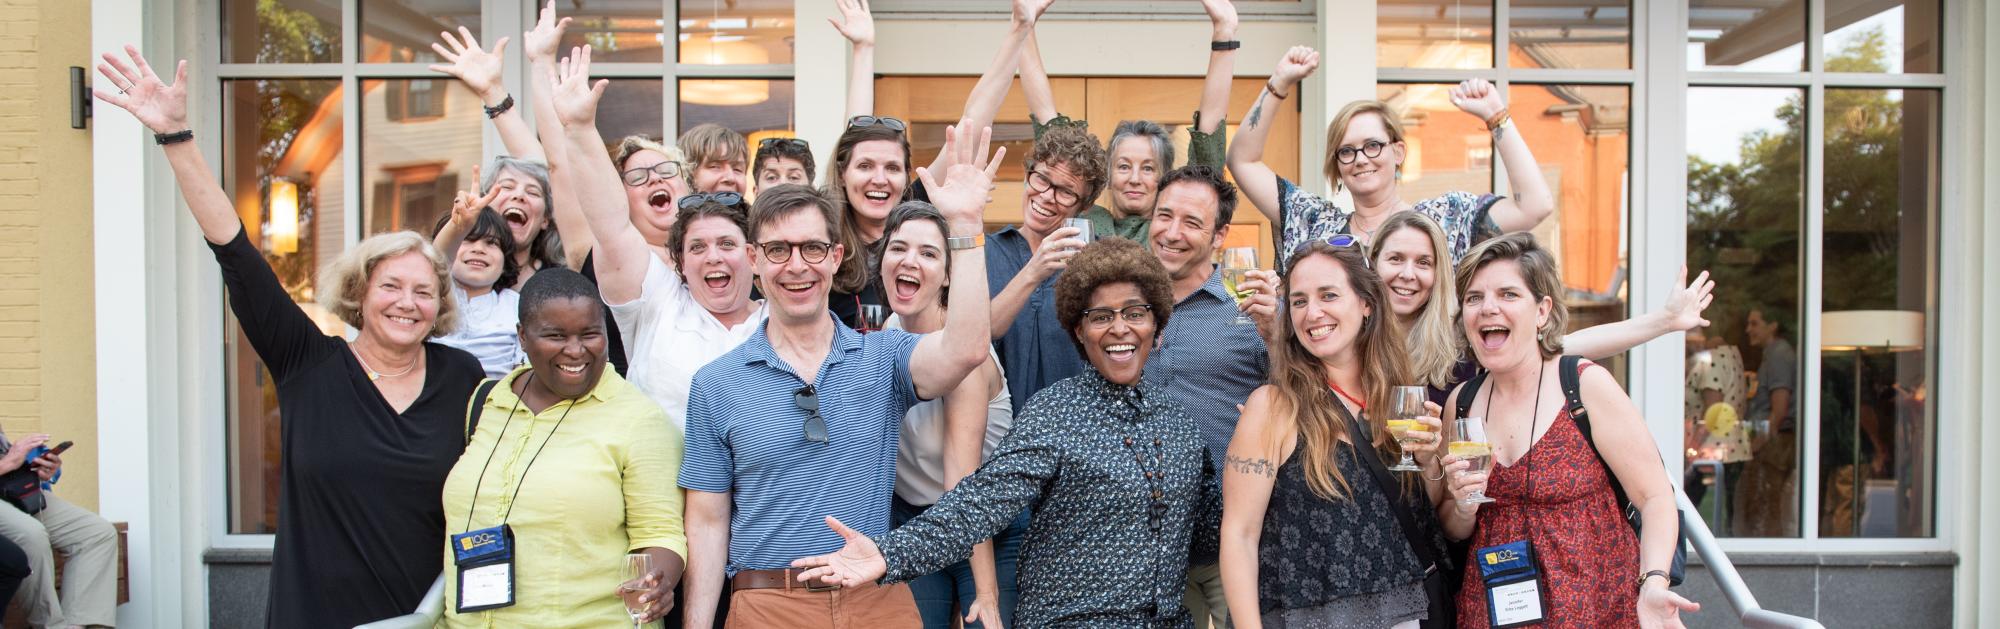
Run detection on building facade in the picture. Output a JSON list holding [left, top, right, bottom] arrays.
[[0, 0, 1978, 625]]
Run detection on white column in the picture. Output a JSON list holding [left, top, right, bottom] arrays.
[[1313, 0, 1377, 197], [793, 0, 846, 177], [1965, 0, 1999, 624], [1636, 0, 1689, 474]]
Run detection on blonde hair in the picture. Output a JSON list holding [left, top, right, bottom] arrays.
[[1324, 100, 1407, 192], [1375, 211, 1461, 389], [1454, 232, 1567, 359], [317, 231, 460, 338], [613, 135, 692, 185]]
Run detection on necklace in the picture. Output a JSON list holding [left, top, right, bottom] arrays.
[[351, 342, 420, 381]]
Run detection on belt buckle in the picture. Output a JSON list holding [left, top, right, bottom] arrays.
[[793, 569, 842, 592]]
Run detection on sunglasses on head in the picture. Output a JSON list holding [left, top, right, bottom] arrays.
[[678, 191, 745, 210], [759, 137, 809, 150], [1324, 234, 1371, 267], [847, 115, 907, 132]]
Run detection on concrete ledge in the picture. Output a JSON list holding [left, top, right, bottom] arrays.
[[1690, 551, 1958, 567], [202, 547, 274, 564]]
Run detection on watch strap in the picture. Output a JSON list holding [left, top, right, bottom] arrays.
[[154, 129, 194, 145], [1210, 40, 1241, 51], [947, 234, 984, 250]]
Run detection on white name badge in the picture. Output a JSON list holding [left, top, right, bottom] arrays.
[[1488, 578, 1546, 627], [458, 562, 515, 612]]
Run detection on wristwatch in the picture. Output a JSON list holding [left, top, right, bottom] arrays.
[[1211, 40, 1241, 51], [1636, 570, 1669, 592], [154, 129, 194, 145], [947, 234, 984, 251]]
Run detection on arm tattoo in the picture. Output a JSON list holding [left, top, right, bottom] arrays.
[[1245, 90, 1267, 130], [1224, 454, 1277, 478]]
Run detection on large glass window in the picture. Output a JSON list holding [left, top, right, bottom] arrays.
[[1687, 0, 1807, 71], [360, 79, 484, 235]]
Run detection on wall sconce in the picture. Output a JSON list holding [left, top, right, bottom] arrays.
[[269, 179, 299, 254]]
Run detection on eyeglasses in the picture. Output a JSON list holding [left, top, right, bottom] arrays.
[[621, 160, 684, 187], [1026, 169, 1083, 207], [756, 240, 834, 264], [847, 115, 906, 132], [759, 137, 810, 151], [1081, 304, 1156, 329], [679, 191, 745, 210], [795, 384, 827, 443], [1334, 140, 1389, 165]]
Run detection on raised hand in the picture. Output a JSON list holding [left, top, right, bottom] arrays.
[[916, 120, 1005, 236], [1660, 266, 1716, 333], [448, 164, 505, 229], [1449, 78, 1507, 121], [93, 45, 189, 135], [524, 1, 572, 64], [1014, 0, 1055, 27], [1272, 45, 1321, 90], [428, 26, 510, 102], [547, 46, 608, 130], [1236, 268, 1280, 341], [1201, 0, 1239, 40], [829, 0, 876, 47], [790, 516, 889, 588]]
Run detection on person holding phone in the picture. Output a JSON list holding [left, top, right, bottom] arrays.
[[0, 431, 121, 628]]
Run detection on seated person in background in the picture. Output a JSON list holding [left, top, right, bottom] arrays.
[[0, 432, 121, 628], [433, 176, 527, 378], [680, 123, 749, 195]]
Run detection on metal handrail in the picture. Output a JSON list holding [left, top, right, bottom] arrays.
[[1675, 490, 1825, 629]]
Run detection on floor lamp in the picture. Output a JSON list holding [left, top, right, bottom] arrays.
[[1819, 310, 1923, 536]]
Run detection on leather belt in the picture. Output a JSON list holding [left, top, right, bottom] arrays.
[[729, 568, 842, 592]]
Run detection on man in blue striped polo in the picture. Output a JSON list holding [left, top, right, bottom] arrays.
[[678, 126, 1001, 628], [1143, 164, 1272, 628]]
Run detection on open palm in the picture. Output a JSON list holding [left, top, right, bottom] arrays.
[[918, 120, 1004, 234], [93, 45, 188, 135], [548, 46, 608, 129], [429, 27, 508, 98], [791, 516, 889, 588], [1662, 266, 1716, 332], [829, 0, 875, 46], [525, 1, 571, 63]]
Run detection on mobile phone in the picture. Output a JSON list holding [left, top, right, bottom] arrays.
[[42, 441, 72, 457]]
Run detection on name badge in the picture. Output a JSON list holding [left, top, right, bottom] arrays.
[[1476, 539, 1547, 628], [452, 524, 516, 613]]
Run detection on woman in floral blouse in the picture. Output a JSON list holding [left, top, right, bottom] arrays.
[[790, 238, 1224, 628]]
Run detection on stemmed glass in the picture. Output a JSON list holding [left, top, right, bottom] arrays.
[[1452, 416, 1498, 505], [620, 552, 652, 628], [1385, 386, 1430, 471], [1220, 247, 1259, 325]]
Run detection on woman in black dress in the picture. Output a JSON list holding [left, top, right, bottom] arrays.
[[95, 47, 484, 628]]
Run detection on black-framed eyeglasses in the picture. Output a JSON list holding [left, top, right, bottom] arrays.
[[847, 115, 907, 132], [621, 160, 685, 187], [1081, 304, 1156, 329], [795, 384, 828, 443], [1026, 169, 1082, 207], [759, 137, 810, 151], [757, 240, 834, 264], [1334, 140, 1389, 165], [679, 191, 745, 210]]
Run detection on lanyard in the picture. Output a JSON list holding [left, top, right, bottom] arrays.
[[1327, 379, 1366, 411], [460, 373, 578, 532], [1481, 365, 1546, 503]]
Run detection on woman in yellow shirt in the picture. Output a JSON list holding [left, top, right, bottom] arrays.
[[441, 268, 687, 627]]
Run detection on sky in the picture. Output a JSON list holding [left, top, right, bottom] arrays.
[[1682, 6, 1907, 166]]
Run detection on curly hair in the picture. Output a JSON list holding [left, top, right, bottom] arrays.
[[1454, 232, 1567, 359], [1027, 125, 1109, 209], [666, 196, 752, 272], [1054, 238, 1174, 357], [317, 231, 460, 338]]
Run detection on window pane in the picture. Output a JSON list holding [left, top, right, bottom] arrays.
[[1510, 83, 1630, 383], [1378, 0, 1493, 68], [1825, 1, 1940, 74], [360, 79, 484, 237], [1688, 0, 1805, 71], [222, 0, 340, 64], [1509, 0, 1630, 69], [562, 4, 666, 64], [1378, 83, 1494, 197], [360, 0, 479, 63], [679, 79, 795, 137], [678, 0, 795, 65], [597, 78, 667, 153], [1818, 89, 1937, 538], [221, 79, 345, 534], [1685, 86, 1805, 538]]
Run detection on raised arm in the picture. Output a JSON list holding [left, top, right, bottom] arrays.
[[95, 47, 235, 244], [1018, 30, 1058, 126], [1219, 386, 1285, 629], [830, 0, 876, 119], [927, 0, 1051, 174], [1565, 266, 1715, 360], [1190, 0, 1239, 160], [910, 123, 1001, 400], [549, 46, 652, 305], [525, 1, 593, 269], [430, 28, 542, 161], [1449, 78, 1554, 232], [1226, 46, 1319, 222], [432, 165, 505, 262]]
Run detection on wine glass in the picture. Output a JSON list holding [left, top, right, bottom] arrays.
[[1452, 416, 1498, 505], [1385, 386, 1429, 471], [620, 552, 652, 628], [1220, 247, 1259, 325]]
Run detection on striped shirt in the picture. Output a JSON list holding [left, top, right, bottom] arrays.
[[1144, 265, 1270, 470], [680, 316, 922, 573]]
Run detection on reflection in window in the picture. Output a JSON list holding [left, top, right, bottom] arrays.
[[1818, 89, 1937, 538], [680, 79, 796, 138], [360, 79, 483, 237], [222, 79, 345, 534], [359, 0, 478, 63], [677, 0, 795, 65], [1825, 2, 1941, 75], [1378, 83, 1493, 197], [597, 79, 667, 154], [222, 0, 340, 64], [1377, 0, 1493, 68], [1509, 0, 1630, 69], [1685, 86, 1805, 538], [563, 4, 666, 63], [1687, 0, 1806, 71]]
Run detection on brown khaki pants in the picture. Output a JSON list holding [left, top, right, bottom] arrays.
[[725, 581, 921, 629]]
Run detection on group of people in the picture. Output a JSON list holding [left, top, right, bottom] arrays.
[[93, 0, 1716, 627]]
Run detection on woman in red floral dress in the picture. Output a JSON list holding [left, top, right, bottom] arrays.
[[1438, 233, 1700, 628]]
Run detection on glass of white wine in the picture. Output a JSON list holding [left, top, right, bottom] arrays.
[[1385, 385, 1430, 471], [1452, 416, 1498, 505], [620, 552, 652, 628], [1219, 247, 1259, 325]]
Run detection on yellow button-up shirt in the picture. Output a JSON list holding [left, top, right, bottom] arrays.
[[442, 367, 686, 628]]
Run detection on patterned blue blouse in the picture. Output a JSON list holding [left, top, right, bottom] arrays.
[[876, 368, 1223, 628], [1275, 176, 1503, 267]]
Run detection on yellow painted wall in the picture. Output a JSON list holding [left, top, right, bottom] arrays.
[[0, 0, 97, 511]]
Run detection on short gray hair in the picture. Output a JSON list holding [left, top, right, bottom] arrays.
[[1108, 120, 1175, 171]]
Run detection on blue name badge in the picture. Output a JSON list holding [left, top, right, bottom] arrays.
[[452, 525, 512, 566], [451, 524, 516, 613], [1475, 539, 1546, 628]]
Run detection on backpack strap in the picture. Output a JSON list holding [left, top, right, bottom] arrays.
[[1453, 369, 1489, 424], [1558, 355, 1635, 515], [466, 378, 500, 445]]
